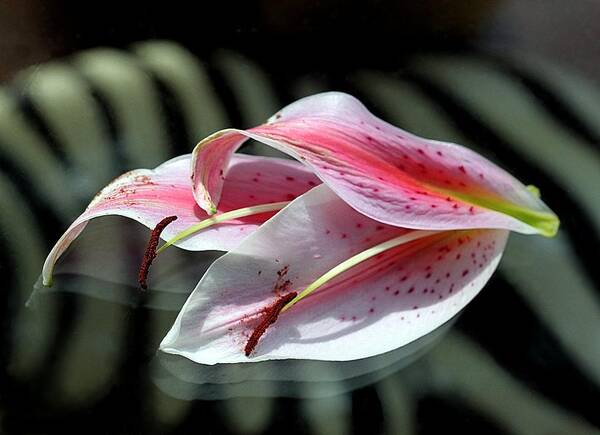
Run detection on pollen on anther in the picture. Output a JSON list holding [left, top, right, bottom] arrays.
[[244, 292, 297, 357]]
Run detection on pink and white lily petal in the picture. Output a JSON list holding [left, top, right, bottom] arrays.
[[42, 153, 320, 286], [160, 185, 508, 364], [191, 92, 558, 236]]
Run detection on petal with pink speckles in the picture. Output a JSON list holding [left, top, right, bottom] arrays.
[[42, 154, 320, 286], [191, 92, 558, 236], [160, 185, 508, 364]]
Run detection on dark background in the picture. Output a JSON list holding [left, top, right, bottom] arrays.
[[1, 0, 599, 83]]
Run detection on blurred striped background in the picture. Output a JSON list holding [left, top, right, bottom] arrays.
[[0, 40, 599, 434]]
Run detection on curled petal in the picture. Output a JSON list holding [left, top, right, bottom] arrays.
[[161, 185, 508, 364], [191, 92, 558, 236], [42, 154, 319, 286]]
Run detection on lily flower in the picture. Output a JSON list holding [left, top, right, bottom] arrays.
[[160, 185, 512, 363], [42, 153, 320, 287], [190, 92, 558, 237], [156, 91, 560, 363]]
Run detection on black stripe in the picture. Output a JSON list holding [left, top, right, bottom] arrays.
[[86, 85, 131, 173], [204, 56, 239, 127], [13, 90, 72, 168], [259, 63, 299, 107], [108, 291, 151, 433], [172, 399, 233, 434], [351, 385, 384, 435], [145, 72, 193, 156], [457, 273, 600, 428], [0, 231, 18, 395], [417, 394, 511, 435], [0, 150, 64, 236], [264, 398, 312, 435]]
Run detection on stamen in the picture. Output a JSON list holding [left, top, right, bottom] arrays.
[[282, 230, 441, 312], [156, 201, 290, 254], [245, 292, 297, 357], [138, 215, 178, 290]]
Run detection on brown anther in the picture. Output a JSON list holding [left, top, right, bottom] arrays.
[[137, 215, 178, 290], [244, 292, 297, 357]]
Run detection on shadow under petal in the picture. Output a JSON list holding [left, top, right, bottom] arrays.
[[150, 317, 455, 400], [31, 216, 223, 310]]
